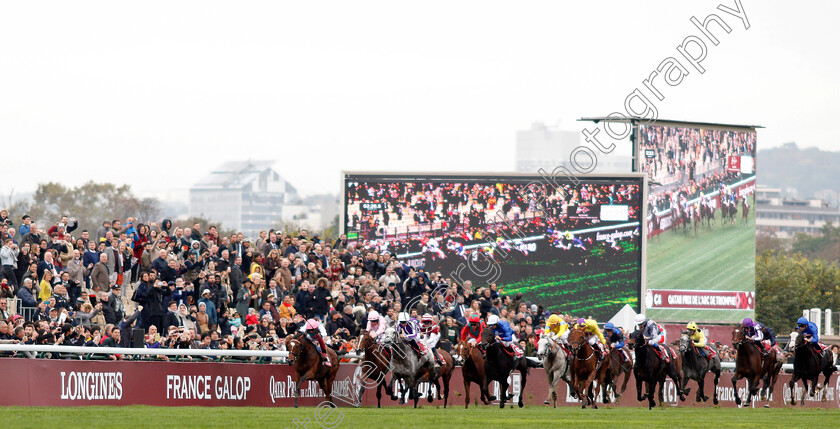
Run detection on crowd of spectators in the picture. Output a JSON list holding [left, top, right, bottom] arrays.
[[0, 210, 566, 361]]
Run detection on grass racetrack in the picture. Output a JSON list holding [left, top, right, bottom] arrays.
[[3, 405, 839, 428], [646, 202, 756, 323]]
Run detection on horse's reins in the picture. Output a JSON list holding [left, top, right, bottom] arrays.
[[287, 339, 301, 364]]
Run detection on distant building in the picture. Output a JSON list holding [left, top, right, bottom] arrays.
[[756, 185, 840, 237], [190, 160, 332, 238], [515, 122, 633, 174]]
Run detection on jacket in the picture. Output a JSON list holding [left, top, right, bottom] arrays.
[[17, 286, 38, 308], [491, 320, 514, 342], [90, 262, 110, 292]]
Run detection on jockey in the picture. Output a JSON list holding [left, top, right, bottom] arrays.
[[460, 313, 485, 345], [486, 315, 524, 358], [795, 316, 822, 352], [742, 318, 766, 356], [420, 314, 444, 365], [365, 310, 387, 342], [546, 314, 569, 344], [302, 318, 331, 367], [602, 322, 628, 362], [755, 321, 777, 347], [635, 313, 669, 363], [575, 318, 606, 361], [398, 312, 429, 360], [686, 322, 709, 358]]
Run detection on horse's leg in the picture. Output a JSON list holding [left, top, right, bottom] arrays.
[[731, 372, 743, 406], [375, 381, 382, 408], [788, 373, 800, 406], [698, 372, 708, 402], [443, 369, 452, 408], [499, 379, 508, 409], [295, 375, 308, 409], [657, 376, 665, 407], [647, 377, 657, 409], [463, 378, 471, 409], [545, 370, 554, 405], [636, 374, 646, 402], [713, 369, 721, 405], [518, 364, 527, 408]]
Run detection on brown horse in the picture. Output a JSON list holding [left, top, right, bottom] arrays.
[[601, 347, 633, 404], [418, 349, 455, 407], [356, 330, 393, 408], [731, 324, 772, 407], [454, 341, 491, 408], [285, 333, 340, 408], [567, 326, 608, 408], [741, 197, 750, 225]]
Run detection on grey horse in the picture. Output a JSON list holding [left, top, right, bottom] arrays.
[[537, 331, 571, 407], [380, 327, 437, 408]]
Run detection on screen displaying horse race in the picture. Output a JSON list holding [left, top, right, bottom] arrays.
[[342, 173, 645, 321], [639, 123, 757, 323]]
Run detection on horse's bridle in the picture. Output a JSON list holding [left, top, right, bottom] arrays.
[[569, 334, 595, 362], [287, 339, 301, 364]]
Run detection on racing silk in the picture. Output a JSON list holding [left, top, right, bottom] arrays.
[[548, 321, 568, 339], [756, 323, 776, 346], [689, 330, 706, 348], [491, 320, 515, 342], [421, 324, 441, 348], [398, 320, 420, 341], [642, 319, 662, 346], [299, 323, 330, 345], [606, 328, 625, 348], [744, 325, 763, 342], [366, 319, 386, 339], [801, 322, 820, 343], [460, 322, 485, 342], [579, 319, 606, 344]]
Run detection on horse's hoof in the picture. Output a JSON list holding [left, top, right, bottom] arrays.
[[518, 402, 524, 408], [713, 398, 719, 405], [543, 400, 550, 405], [764, 404, 770, 408]]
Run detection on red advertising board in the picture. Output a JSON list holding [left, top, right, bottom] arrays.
[[727, 156, 741, 172], [645, 289, 755, 311], [0, 358, 837, 409]]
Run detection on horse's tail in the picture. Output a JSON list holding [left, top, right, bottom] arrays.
[[526, 357, 541, 369]]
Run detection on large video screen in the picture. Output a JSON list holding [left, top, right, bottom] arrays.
[[639, 124, 757, 323], [343, 173, 645, 321]]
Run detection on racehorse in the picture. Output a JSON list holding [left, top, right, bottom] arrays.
[[356, 330, 393, 408], [676, 333, 721, 404], [454, 340, 491, 408], [730, 324, 774, 407], [418, 348, 455, 408], [480, 328, 532, 408], [285, 333, 340, 408], [788, 333, 836, 405], [758, 341, 784, 407], [567, 326, 609, 408], [380, 327, 437, 408], [628, 329, 685, 409], [601, 346, 633, 405], [537, 331, 571, 407]]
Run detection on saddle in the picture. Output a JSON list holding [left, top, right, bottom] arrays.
[[695, 345, 716, 360], [652, 345, 671, 363]]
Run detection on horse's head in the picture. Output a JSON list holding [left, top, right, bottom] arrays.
[[480, 326, 496, 345], [285, 336, 303, 364], [625, 329, 640, 350], [536, 332, 552, 360], [455, 341, 471, 363], [789, 331, 802, 352], [380, 327, 397, 346], [731, 324, 745, 349], [678, 333, 690, 354], [567, 326, 587, 352], [357, 330, 372, 351]]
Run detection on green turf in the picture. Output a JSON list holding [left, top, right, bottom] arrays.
[[646, 203, 756, 323], [2, 405, 839, 428]]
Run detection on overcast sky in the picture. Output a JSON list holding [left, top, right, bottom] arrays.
[[1, 1, 837, 198]]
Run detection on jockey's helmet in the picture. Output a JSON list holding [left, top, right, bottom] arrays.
[[421, 314, 434, 325], [305, 319, 319, 331], [368, 311, 380, 322], [398, 312, 410, 323], [487, 315, 499, 326], [686, 321, 698, 332], [634, 314, 646, 325], [604, 322, 615, 330], [468, 314, 480, 324], [547, 314, 561, 326], [796, 316, 809, 328], [742, 318, 755, 328]]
